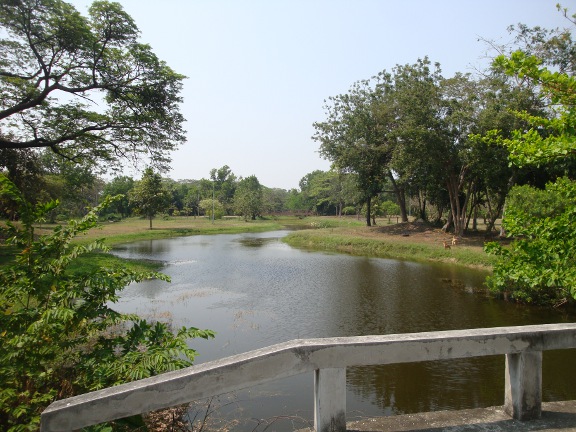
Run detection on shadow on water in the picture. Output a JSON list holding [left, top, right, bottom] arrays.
[[111, 230, 576, 431]]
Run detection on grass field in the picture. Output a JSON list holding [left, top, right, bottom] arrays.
[[283, 228, 496, 269]]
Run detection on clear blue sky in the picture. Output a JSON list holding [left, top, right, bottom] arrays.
[[69, 0, 571, 190]]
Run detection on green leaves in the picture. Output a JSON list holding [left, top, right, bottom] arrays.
[[0, 177, 214, 429], [480, 18, 576, 306], [129, 167, 170, 228], [486, 179, 576, 305], [234, 175, 263, 221], [79, 320, 214, 389], [0, 0, 186, 171]]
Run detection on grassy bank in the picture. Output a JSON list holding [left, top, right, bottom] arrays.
[[283, 225, 496, 269], [53, 216, 288, 246], [5, 215, 495, 271]]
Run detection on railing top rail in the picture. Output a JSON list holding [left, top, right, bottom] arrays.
[[41, 323, 576, 432]]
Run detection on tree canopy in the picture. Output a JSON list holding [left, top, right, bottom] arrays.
[[234, 175, 263, 221], [313, 76, 396, 226], [129, 168, 170, 228], [483, 7, 576, 305], [0, 0, 186, 171]]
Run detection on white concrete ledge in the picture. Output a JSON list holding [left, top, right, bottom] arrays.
[[40, 323, 576, 432]]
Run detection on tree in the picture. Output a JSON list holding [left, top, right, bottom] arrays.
[[162, 178, 189, 215], [130, 168, 169, 229], [101, 175, 135, 218], [0, 0, 186, 171], [40, 150, 103, 218], [387, 58, 446, 224], [234, 175, 263, 220], [298, 170, 348, 216], [210, 165, 237, 215], [199, 198, 224, 219], [388, 59, 541, 235], [313, 77, 395, 226], [262, 187, 288, 214], [483, 9, 576, 305], [285, 188, 308, 214], [466, 72, 546, 233], [0, 148, 43, 217]]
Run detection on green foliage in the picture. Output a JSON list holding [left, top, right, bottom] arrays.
[[0, 0, 186, 171], [486, 178, 576, 305], [342, 206, 357, 215], [199, 199, 224, 219], [234, 175, 263, 221], [505, 183, 570, 219], [130, 168, 170, 229], [262, 187, 289, 214], [489, 50, 576, 168], [101, 176, 136, 218], [210, 165, 238, 215], [380, 200, 400, 217], [0, 176, 214, 430], [483, 15, 576, 305]]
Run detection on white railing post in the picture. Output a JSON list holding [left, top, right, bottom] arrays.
[[504, 351, 542, 420], [314, 368, 346, 432]]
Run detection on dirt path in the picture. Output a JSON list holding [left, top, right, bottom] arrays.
[[367, 221, 500, 250]]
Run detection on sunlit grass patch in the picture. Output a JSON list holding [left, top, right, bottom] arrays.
[[283, 228, 496, 269]]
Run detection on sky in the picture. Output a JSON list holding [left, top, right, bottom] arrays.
[[68, 0, 573, 190]]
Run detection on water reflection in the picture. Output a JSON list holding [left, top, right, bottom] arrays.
[[112, 230, 576, 429]]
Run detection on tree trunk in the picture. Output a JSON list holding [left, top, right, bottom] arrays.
[[436, 202, 446, 225], [465, 189, 478, 232], [365, 196, 372, 227], [149, 215, 153, 229], [388, 171, 408, 222], [417, 190, 427, 221], [499, 201, 507, 237], [446, 166, 470, 237], [442, 211, 453, 232]]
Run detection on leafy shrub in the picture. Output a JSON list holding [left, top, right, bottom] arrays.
[[506, 183, 569, 219], [485, 178, 576, 305], [380, 200, 400, 217], [0, 177, 214, 430], [199, 199, 224, 219]]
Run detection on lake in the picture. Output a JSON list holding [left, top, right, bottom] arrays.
[[111, 230, 576, 430]]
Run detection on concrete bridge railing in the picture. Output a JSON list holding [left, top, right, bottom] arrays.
[[40, 323, 576, 432]]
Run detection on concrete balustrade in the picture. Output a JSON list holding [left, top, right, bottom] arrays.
[[40, 323, 576, 432]]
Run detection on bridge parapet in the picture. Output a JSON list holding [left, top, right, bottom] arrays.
[[40, 323, 576, 432]]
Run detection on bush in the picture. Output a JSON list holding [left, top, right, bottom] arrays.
[[485, 178, 576, 306], [0, 178, 214, 430], [199, 199, 224, 220], [380, 200, 400, 217]]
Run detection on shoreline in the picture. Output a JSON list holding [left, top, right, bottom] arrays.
[[57, 216, 495, 272], [282, 221, 496, 270]]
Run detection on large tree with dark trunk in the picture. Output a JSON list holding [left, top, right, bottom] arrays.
[[0, 0, 186, 172]]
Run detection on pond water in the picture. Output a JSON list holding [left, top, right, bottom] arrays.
[[111, 230, 576, 430]]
